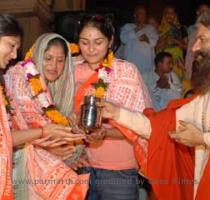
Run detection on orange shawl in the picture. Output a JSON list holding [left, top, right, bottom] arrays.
[[144, 97, 195, 200], [0, 87, 13, 200], [113, 97, 196, 199], [111, 97, 195, 199], [112, 95, 210, 200], [196, 156, 210, 199]]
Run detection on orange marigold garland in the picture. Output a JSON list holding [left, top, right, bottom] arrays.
[[69, 43, 80, 56], [27, 74, 43, 96], [0, 85, 12, 113], [93, 50, 114, 98], [101, 50, 114, 67], [21, 60, 70, 126], [24, 43, 114, 102], [94, 80, 108, 98], [44, 105, 69, 126], [24, 45, 34, 61]]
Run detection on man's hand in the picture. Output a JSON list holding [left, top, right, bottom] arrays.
[[139, 34, 149, 43], [169, 120, 205, 147], [102, 102, 120, 120], [156, 75, 170, 89], [85, 128, 106, 144]]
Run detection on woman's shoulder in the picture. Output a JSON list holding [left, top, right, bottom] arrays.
[[6, 61, 26, 77], [114, 57, 135, 66], [4, 62, 32, 99], [74, 61, 87, 69], [74, 62, 92, 74], [74, 62, 94, 83], [112, 58, 142, 80], [113, 58, 139, 72]]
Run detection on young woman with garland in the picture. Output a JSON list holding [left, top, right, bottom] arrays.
[[74, 14, 151, 200]]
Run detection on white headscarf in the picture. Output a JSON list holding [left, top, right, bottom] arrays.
[[32, 33, 74, 117]]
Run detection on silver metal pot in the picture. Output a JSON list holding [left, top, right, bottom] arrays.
[[79, 95, 102, 133]]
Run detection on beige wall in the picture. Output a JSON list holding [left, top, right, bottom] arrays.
[[0, 0, 53, 56], [0, 0, 86, 56], [18, 16, 47, 56]]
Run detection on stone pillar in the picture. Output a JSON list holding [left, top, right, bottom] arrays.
[[0, 0, 53, 55]]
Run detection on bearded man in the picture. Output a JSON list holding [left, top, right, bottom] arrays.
[[102, 13, 210, 200]]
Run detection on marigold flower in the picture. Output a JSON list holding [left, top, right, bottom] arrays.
[[3, 97, 8, 106], [45, 109, 69, 126], [29, 77, 43, 96], [95, 86, 105, 98], [23, 62, 72, 128], [24, 45, 34, 61], [0, 86, 12, 112], [102, 51, 113, 68], [69, 43, 80, 54]]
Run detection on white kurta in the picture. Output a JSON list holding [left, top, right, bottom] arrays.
[[119, 23, 159, 76], [116, 92, 210, 198], [145, 71, 182, 110]]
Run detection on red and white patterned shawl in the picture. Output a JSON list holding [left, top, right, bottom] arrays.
[[4, 63, 89, 200], [106, 58, 151, 167]]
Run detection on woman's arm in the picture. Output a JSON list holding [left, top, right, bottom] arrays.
[[12, 128, 42, 147], [12, 124, 85, 147], [45, 144, 75, 160]]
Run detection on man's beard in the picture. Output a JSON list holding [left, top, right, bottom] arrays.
[[191, 50, 210, 94], [194, 48, 210, 60]]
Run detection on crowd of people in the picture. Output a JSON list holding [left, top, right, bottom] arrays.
[[0, 2, 210, 200], [117, 3, 210, 110]]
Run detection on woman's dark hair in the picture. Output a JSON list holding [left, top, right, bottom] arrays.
[[0, 14, 23, 37], [0, 14, 22, 84], [45, 37, 68, 57], [78, 14, 115, 42]]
